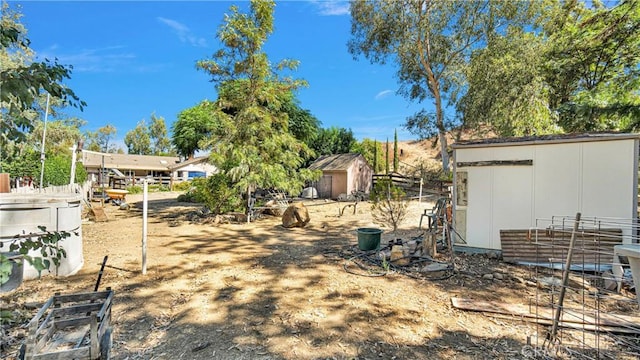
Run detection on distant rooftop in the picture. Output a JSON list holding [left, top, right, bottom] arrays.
[[308, 153, 365, 171], [452, 132, 639, 149]]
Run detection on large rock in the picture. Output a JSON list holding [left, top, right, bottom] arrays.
[[282, 203, 310, 228]]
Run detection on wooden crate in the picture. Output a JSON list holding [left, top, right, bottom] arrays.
[[20, 289, 114, 360]]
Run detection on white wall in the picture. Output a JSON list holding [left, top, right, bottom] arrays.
[[454, 138, 638, 250], [172, 163, 218, 181]]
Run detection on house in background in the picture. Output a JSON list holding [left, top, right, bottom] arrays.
[[308, 153, 373, 199], [167, 156, 218, 181], [81, 150, 180, 184], [451, 133, 639, 251]]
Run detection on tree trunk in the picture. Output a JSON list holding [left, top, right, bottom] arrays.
[[434, 89, 449, 174], [246, 186, 251, 224]]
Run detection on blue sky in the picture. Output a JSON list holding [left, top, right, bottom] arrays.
[[12, 0, 428, 149]]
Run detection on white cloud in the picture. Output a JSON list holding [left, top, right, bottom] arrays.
[[157, 17, 208, 47], [36, 45, 136, 73], [310, 1, 350, 16], [375, 90, 393, 100]]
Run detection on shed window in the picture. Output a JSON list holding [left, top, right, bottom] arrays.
[[456, 171, 468, 206]]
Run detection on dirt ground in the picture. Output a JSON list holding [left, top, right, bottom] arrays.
[[1, 190, 553, 360]]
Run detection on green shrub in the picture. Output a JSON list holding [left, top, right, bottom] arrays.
[[176, 193, 191, 202], [370, 178, 408, 233], [178, 175, 241, 214], [126, 185, 143, 194], [43, 155, 87, 186], [172, 181, 193, 192]]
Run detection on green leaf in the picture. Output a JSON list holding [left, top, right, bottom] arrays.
[[0, 258, 14, 285]]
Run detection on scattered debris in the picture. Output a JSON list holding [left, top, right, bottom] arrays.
[[451, 297, 640, 335], [88, 206, 108, 222]]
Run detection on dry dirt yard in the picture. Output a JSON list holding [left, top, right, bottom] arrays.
[[1, 191, 549, 360]]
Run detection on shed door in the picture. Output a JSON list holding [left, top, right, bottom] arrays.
[[317, 175, 332, 199]]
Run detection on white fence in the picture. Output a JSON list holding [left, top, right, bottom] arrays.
[[11, 181, 93, 201]]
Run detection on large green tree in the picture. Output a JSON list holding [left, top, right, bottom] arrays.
[[196, 0, 318, 211], [124, 120, 151, 155], [124, 114, 174, 155], [546, 0, 640, 132], [459, 28, 558, 136], [172, 100, 217, 159], [349, 0, 534, 173], [0, 118, 86, 186], [460, 0, 640, 136], [149, 113, 173, 155], [0, 2, 84, 147], [0, 2, 84, 177], [85, 124, 117, 153], [280, 93, 321, 148], [311, 126, 356, 156]]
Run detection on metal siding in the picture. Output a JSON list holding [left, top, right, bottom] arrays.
[[533, 143, 581, 220], [455, 147, 494, 162], [465, 167, 493, 249], [581, 139, 636, 244], [456, 145, 535, 249], [491, 166, 533, 249], [581, 140, 633, 218]]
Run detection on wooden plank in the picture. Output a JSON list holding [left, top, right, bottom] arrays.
[[89, 206, 108, 222], [500, 229, 623, 264], [32, 347, 90, 360], [486, 312, 640, 334], [456, 159, 533, 167], [51, 303, 104, 318], [53, 316, 93, 329], [36, 323, 57, 355], [451, 298, 640, 334], [28, 297, 54, 327], [96, 291, 114, 321], [53, 290, 111, 304], [36, 309, 56, 337], [90, 314, 98, 359]]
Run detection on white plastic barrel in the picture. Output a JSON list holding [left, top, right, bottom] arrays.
[[0, 193, 84, 279]]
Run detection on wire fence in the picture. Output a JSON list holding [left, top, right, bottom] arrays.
[[528, 215, 640, 359]]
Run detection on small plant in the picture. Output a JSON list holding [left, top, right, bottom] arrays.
[[370, 178, 408, 234], [126, 185, 143, 194], [172, 181, 193, 192], [381, 256, 390, 272], [0, 226, 71, 285]]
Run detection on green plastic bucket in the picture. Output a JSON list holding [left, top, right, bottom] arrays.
[[357, 228, 383, 251]]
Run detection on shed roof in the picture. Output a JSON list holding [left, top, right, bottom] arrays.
[[81, 150, 180, 171], [167, 155, 211, 171], [452, 132, 639, 149], [308, 153, 367, 171]]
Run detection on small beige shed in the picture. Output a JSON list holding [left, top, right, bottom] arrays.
[[308, 153, 373, 199]]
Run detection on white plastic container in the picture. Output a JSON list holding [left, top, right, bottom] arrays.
[[613, 244, 640, 306], [0, 193, 84, 279]]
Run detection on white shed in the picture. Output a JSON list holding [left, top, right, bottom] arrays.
[[451, 133, 639, 250]]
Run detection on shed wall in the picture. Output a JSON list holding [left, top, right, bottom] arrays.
[[346, 157, 373, 195], [324, 171, 347, 199], [454, 138, 638, 250]]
